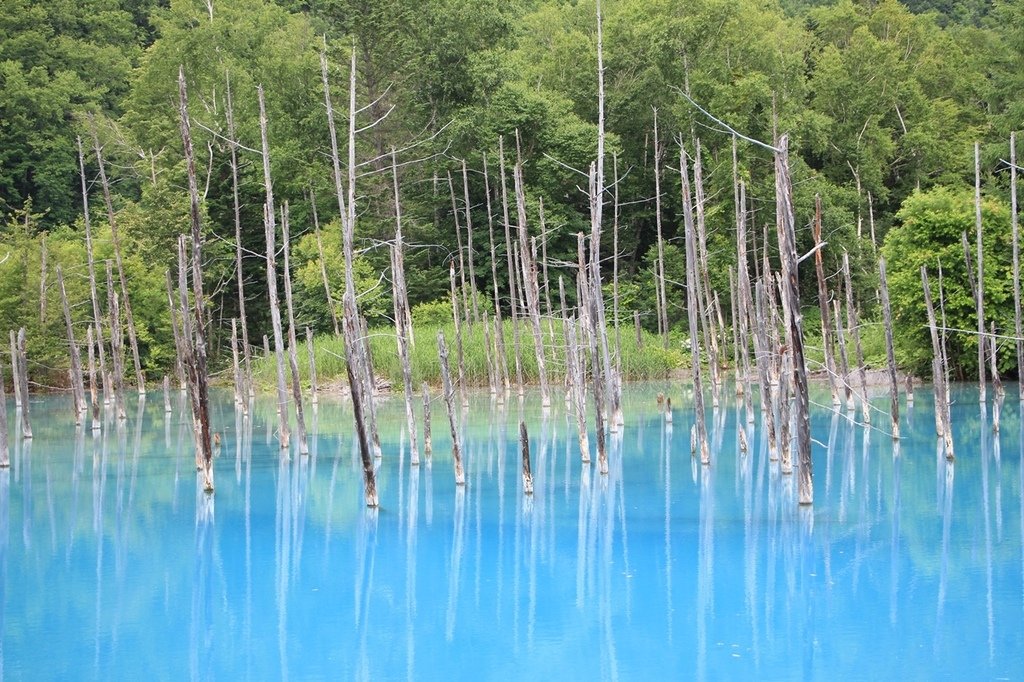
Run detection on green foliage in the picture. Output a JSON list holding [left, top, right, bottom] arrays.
[[252, 320, 683, 389], [882, 185, 1016, 378]]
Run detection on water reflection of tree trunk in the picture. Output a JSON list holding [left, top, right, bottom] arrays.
[[355, 509, 378, 680], [405, 462, 419, 680], [446, 485, 466, 642], [275, 455, 291, 680], [696, 461, 714, 681], [935, 458, 954, 651], [0, 467, 8, 674], [889, 441, 901, 625], [662, 419, 673, 643], [979, 403, 994, 663], [190, 477, 214, 681]]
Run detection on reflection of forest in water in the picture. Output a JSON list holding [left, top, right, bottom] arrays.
[[0, 383, 1021, 679]]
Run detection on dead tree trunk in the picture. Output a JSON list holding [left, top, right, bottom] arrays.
[[178, 68, 214, 492], [87, 326, 101, 429], [306, 327, 318, 405], [774, 136, 812, 502], [77, 137, 110, 405], [321, 45, 377, 505], [482, 152, 510, 394], [391, 151, 419, 464], [437, 331, 466, 485], [974, 141, 986, 403], [225, 72, 254, 394], [498, 138, 524, 395], [281, 204, 309, 455], [812, 194, 839, 406], [9, 331, 20, 409], [922, 267, 954, 459], [693, 140, 721, 408], [164, 270, 186, 392], [90, 118, 145, 394], [0, 364, 8, 466], [38, 238, 47, 324], [681, 146, 709, 465], [879, 257, 900, 440], [754, 286, 778, 458], [56, 266, 85, 423], [462, 159, 480, 323], [107, 264, 127, 420], [652, 110, 669, 348], [448, 171, 471, 324], [844, 252, 870, 424], [257, 85, 290, 452], [834, 299, 853, 411], [449, 263, 468, 407], [422, 382, 432, 460], [231, 318, 242, 407], [16, 328, 31, 439], [513, 133, 550, 408], [1011, 132, 1023, 402], [561, 277, 590, 463]]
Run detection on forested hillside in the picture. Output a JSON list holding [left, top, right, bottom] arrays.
[[1, 0, 1022, 384]]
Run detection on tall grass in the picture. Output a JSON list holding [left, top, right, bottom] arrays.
[[251, 320, 684, 389]]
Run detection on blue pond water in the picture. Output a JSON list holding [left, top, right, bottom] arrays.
[[1, 382, 1022, 680]]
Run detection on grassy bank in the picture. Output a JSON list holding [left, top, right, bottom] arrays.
[[252, 320, 685, 390]]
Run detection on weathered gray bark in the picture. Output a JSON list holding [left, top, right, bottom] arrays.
[[90, 118, 145, 393], [178, 68, 214, 492], [447, 170, 471, 324], [844, 252, 870, 424], [77, 137, 110, 404], [975, 141, 986, 403], [225, 71, 253, 395], [107, 264, 127, 420], [461, 159, 480, 322], [437, 331, 465, 485], [0, 363, 7, 466], [38, 237, 47, 324], [497, 138, 524, 394], [16, 328, 31, 438], [922, 266, 954, 459], [652, 110, 668, 347], [422, 382, 432, 460], [391, 151, 418, 464], [513, 133, 550, 407], [680, 146, 708, 465], [306, 327, 319, 406], [280, 205, 309, 455], [812, 194, 839, 407], [1011, 132, 1023, 402], [87, 326, 101, 429], [10, 331, 20, 409], [257, 85, 291, 451], [482, 152, 510, 394], [56, 266, 85, 423], [879, 257, 900, 440], [560, 277, 590, 463], [320, 45, 376, 505]]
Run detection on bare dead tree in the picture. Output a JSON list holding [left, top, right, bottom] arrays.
[[257, 85, 291, 452], [178, 67, 214, 492], [89, 117, 145, 393]]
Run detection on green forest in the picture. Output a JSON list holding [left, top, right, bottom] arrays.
[[1, 0, 1022, 387]]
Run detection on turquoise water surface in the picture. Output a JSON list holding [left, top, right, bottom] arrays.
[[1, 383, 1022, 680]]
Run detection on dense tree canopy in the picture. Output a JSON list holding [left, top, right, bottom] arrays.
[[1, 0, 1022, 383]]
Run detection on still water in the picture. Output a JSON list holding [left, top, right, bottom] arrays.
[[1, 383, 1022, 680]]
